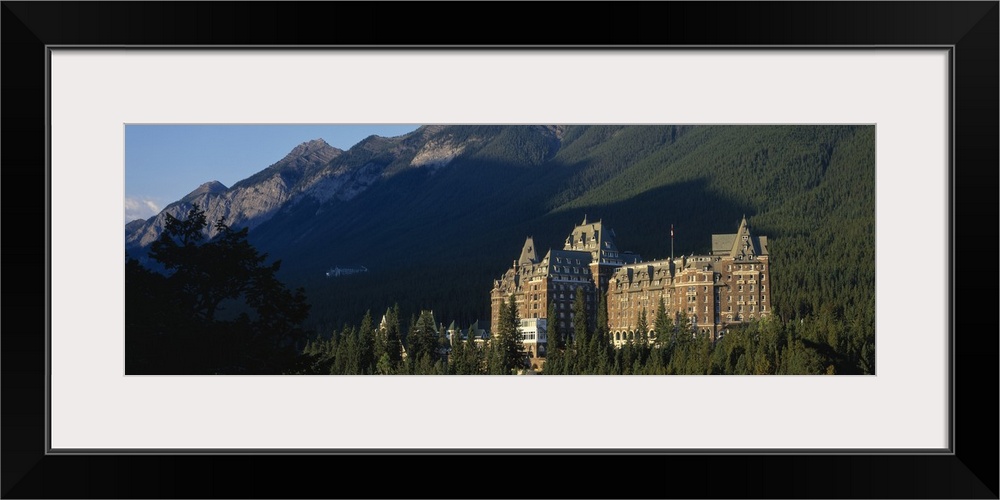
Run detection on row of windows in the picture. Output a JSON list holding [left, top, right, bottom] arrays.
[[724, 304, 766, 312], [554, 275, 590, 282], [726, 272, 768, 279], [553, 283, 589, 291], [727, 264, 766, 271], [726, 295, 767, 302], [684, 274, 711, 282], [726, 309, 766, 320], [552, 266, 590, 275], [614, 331, 649, 341]]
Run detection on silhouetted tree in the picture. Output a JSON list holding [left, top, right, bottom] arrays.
[[126, 205, 310, 374]]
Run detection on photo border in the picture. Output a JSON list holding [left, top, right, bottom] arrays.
[[4, 2, 997, 498]]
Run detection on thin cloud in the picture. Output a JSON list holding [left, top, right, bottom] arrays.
[[125, 197, 161, 223]]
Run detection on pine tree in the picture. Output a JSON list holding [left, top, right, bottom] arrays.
[[376, 352, 394, 375], [491, 295, 524, 374], [594, 293, 613, 374], [330, 328, 348, 375], [544, 301, 561, 375], [403, 313, 416, 375], [596, 292, 609, 340], [572, 290, 590, 372], [636, 307, 649, 345], [674, 309, 693, 344], [572, 290, 589, 348], [384, 304, 403, 367], [465, 326, 483, 375], [358, 310, 375, 374], [408, 310, 440, 368], [342, 326, 360, 374], [546, 301, 561, 350], [653, 299, 671, 347]]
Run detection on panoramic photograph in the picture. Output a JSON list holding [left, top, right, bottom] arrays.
[[124, 124, 875, 375]]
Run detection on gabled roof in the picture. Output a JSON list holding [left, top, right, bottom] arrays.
[[563, 217, 619, 257], [726, 216, 765, 258], [518, 236, 539, 265]]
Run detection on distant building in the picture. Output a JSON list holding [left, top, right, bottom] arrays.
[[490, 216, 771, 352], [325, 265, 367, 278]]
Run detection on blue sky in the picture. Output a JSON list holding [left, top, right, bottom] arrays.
[[124, 124, 421, 222]]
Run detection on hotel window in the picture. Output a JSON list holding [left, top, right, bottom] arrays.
[[761, 285, 765, 292], [738, 285, 743, 292]]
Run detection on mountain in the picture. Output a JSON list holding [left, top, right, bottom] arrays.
[[125, 138, 343, 250], [126, 125, 875, 340]]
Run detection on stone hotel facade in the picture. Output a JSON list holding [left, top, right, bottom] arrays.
[[490, 216, 770, 352]]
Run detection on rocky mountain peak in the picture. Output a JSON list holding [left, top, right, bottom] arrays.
[[180, 180, 228, 204], [280, 138, 342, 165]]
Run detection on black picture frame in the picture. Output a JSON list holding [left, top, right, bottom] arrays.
[[3, 2, 997, 498]]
